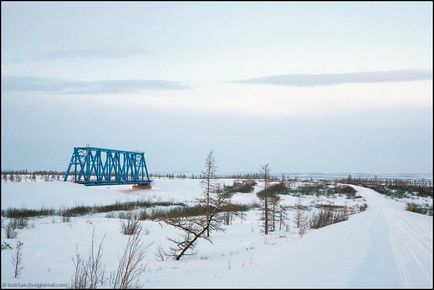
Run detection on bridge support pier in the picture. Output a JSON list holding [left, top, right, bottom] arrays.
[[132, 184, 152, 190]]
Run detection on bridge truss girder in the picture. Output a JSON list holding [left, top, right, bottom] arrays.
[[64, 147, 151, 186]]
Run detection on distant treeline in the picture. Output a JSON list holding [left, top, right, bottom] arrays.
[[338, 175, 433, 198], [1, 170, 65, 175], [150, 172, 283, 180], [3, 171, 272, 179], [2, 170, 432, 188]]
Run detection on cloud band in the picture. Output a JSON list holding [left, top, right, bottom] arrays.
[[235, 69, 432, 87], [1, 76, 189, 94]]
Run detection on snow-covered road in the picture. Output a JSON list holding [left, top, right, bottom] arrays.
[[207, 185, 433, 288], [351, 185, 432, 288]]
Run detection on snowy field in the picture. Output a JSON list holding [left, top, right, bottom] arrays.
[[1, 178, 432, 288], [1, 177, 211, 209]]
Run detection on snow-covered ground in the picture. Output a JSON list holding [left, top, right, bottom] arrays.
[[211, 185, 433, 288], [1, 178, 250, 209], [1, 178, 203, 209], [1, 179, 432, 288]]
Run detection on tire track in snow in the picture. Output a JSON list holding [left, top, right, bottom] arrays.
[[353, 185, 433, 288], [385, 208, 432, 287]]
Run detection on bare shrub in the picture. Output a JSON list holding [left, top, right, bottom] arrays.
[[298, 223, 307, 238], [293, 199, 308, 237], [63, 215, 71, 223], [310, 208, 348, 229], [299, 219, 307, 237], [105, 212, 115, 219], [154, 245, 167, 261], [293, 198, 306, 229], [118, 211, 129, 220], [14, 218, 28, 229], [278, 205, 289, 231], [120, 213, 141, 235], [405, 202, 431, 215], [6, 221, 17, 239], [111, 226, 150, 288], [1, 241, 12, 250], [12, 241, 24, 278], [137, 210, 148, 220], [71, 229, 105, 289], [342, 204, 349, 219], [71, 249, 88, 288]]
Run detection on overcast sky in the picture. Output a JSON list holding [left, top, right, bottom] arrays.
[[1, 2, 432, 174]]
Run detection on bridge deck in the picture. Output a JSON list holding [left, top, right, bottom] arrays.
[[80, 180, 152, 186]]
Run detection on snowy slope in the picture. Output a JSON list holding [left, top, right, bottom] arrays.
[[207, 185, 433, 288]]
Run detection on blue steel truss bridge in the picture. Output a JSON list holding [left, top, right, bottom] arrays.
[[64, 147, 151, 186]]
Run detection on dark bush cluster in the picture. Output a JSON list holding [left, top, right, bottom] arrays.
[[257, 182, 288, 198], [1, 208, 55, 219], [310, 207, 348, 229], [288, 182, 358, 198], [224, 180, 256, 196], [406, 203, 433, 216], [341, 176, 433, 198], [2, 201, 186, 219], [93, 200, 184, 213], [359, 203, 368, 212], [137, 203, 253, 221], [62, 205, 93, 217]]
